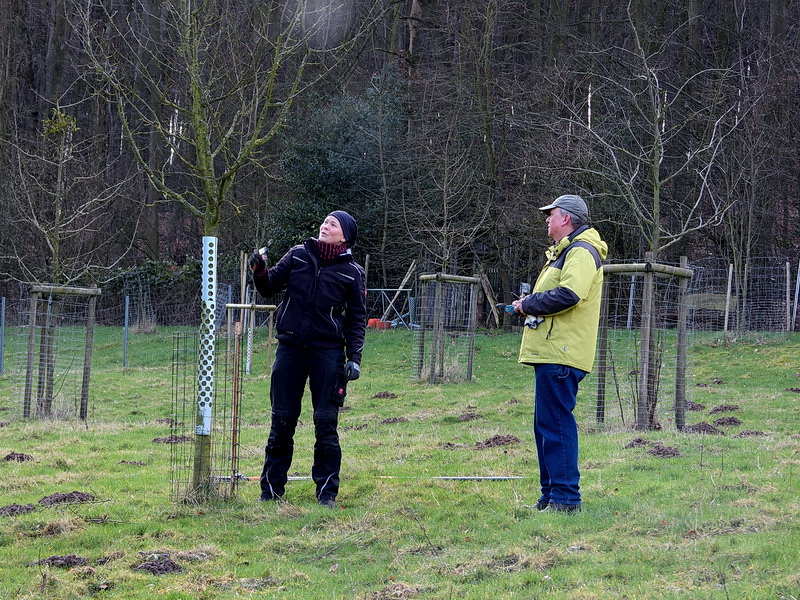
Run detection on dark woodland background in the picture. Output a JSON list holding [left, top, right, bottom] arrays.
[[0, 0, 797, 308]]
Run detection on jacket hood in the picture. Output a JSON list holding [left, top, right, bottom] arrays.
[[556, 226, 608, 261]]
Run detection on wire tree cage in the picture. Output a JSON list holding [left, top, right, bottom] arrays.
[[6, 284, 101, 421], [591, 255, 693, 431], [170, 300, 277, 503], [412, 274, 480, 384], [170, 328, 243, 502]]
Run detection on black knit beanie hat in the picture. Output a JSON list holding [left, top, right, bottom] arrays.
[[328, 210, 357, 248]]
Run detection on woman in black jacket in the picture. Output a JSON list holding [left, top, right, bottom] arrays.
[[249, 211, 367, 507]]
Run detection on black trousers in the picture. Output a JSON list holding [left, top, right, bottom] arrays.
[[260, 343, 344, 502]]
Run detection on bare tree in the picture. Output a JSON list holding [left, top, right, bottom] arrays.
[[78, 0, 389, 498], [516, 1, 754, 429], [705, 0, 797, 331], [403, 109, 489, 274], [79, 0, 384, 238], [1, 105, 137, 285], [543, 2, 748, 259]]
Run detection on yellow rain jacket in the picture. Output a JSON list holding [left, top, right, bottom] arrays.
[[518, 226, 608, 373]]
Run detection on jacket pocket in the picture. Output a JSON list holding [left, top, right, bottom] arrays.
[[545, 318, 556, 339]]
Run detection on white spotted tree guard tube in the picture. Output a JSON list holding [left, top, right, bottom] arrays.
[[192, 236, 217, 497]]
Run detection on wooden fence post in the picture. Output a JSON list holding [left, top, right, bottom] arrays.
[[595, 277, 610, 424], [23, 292, 39, 418], [675, 257, 689, 431], [637, 253, 654, 431], [79, 287, 99, 420]]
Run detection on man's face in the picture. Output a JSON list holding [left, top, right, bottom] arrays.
[[545, 208, 571, 242]]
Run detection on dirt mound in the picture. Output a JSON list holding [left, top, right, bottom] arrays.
[[624, 437, 650, 449], [684, 422, 725, 435], [686, 401, 706, 411], [96, 551, 124, 565], [39, 491, 96, 506], [733, 430, 766, 438], [476, 435, 521, 449], [133, 558, 183, 575], [372, 391, 397, 399], [458, 412, 483, 422], [647, 444, 682, 458], [441, 442, 470, 450], [713, 416, 742, 426], [369, 582, 420, 599], [152, 435, 194, 444], [30, 555, 89, 568], [175, 548, 216, 562], [342, 424, 368, 431], [3, 452, 33, 462], [709, 404, 739, 414], [0, 503, 36, 517], [380, 417, 408, 424]]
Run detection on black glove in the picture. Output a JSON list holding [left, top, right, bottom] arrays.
[[344, 360, 360, 381], [248, 252, 266, 276]]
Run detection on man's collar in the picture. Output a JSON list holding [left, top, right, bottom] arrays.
[[567, 225, 589, 242]]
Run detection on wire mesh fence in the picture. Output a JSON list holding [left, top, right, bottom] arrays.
[[0, 256, 796, 432], [1, 256, 794, 333], [365, 289, 414, 329], [688, 257, 795, 333]]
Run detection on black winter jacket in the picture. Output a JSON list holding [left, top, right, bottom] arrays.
[[252, 238, 367, 364]]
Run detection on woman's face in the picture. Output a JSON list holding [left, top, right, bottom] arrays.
[[318, 215, 347, 245]]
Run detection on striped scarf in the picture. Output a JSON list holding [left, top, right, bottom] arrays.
[[316, 240, 347, 263]]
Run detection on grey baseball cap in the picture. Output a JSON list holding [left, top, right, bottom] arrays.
[[539, 194, 589, 222]]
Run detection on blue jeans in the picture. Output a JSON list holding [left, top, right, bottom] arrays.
[[260, 343, 344, 502], [533, 364, 586, 506]]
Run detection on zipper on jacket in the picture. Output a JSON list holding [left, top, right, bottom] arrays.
[[545, 318, 555, 339], [277, 297, 290, 329], [328, 307, 341, 335]]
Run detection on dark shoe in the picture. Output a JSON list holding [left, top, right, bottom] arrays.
[[258, 492, 281, 502], [521, 499, 549, 511], [318, 498, 336, 508], [542, 502, 580, 514]]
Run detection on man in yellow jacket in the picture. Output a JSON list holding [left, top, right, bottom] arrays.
[[512, 194, 608, 513]]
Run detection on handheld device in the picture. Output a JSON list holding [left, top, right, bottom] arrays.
[[496, 303, 516, 315]]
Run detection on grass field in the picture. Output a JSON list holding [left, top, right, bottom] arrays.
[[1, 327, 798, 599]]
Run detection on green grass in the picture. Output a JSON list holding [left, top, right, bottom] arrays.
[[1, 328, 798, 599]]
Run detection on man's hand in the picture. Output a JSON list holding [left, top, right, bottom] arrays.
[[248, 252, 266, 276], [344, 361, 360, 381]]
